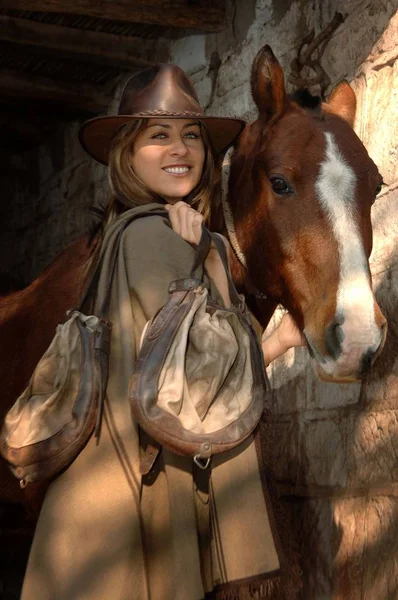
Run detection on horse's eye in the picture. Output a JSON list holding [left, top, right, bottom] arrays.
[[375, 180, 384, 197], [270, 176, 293, 196]]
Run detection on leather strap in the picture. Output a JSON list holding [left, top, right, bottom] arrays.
[[78, 208, 170, 442], [139, 429, 161, 476], [79, 209, 170, 318], [209, 232, 243, 309], [188, 226, 245, 312], [189, 226, 212, 280]]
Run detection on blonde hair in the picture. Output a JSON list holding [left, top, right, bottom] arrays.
[[105, 119, 215, 227]]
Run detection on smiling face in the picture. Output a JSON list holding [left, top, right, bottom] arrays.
[[130, 118, 206, 203]]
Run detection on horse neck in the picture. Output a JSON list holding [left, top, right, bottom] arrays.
[[211, 163, 278, 329], [0, 236, 94, 323], [228, 249, 277, 328]]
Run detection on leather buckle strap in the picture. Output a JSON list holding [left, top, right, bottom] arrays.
[[193, 455, 211, 470], [193, 441, 212, 470], [139, 429, 161, 475]]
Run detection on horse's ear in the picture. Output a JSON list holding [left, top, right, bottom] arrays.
[[325, 80, 357, 128], [251, 45, 287, 122]]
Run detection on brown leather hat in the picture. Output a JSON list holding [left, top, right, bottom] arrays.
[[79, 63, 246, 165]]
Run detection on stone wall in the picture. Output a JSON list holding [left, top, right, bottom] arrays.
[[168, 1, 397, 598], [0, 123, 108, 283]]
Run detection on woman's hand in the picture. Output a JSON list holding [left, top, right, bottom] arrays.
[[165, 201, 204, 245], [262, 313, 306, 366], [273, 313, 306, 350]]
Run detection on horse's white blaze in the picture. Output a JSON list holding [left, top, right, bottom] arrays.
[[315, 132, 380, 369]]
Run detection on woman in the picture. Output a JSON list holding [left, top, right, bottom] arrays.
[[21, 64, 303, 600]]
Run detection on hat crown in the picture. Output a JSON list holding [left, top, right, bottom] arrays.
[[78, 63, 246, 165], [118, 64, 204, 117]]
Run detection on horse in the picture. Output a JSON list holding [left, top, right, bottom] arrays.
[[222, 45, 386, 383], [0, 45, 386, 517]]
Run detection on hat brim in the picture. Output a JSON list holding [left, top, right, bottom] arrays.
[[78, 114, 246, 165]]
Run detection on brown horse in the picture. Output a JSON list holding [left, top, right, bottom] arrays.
[[0, 46, 386, 509], [222, 45, 386, 383]]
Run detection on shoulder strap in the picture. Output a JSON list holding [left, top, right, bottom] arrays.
[[78, 209, 169, 318], [208, 232, 244, 309], [188, 227, 244, 309], [189, 227, 212, 280], [79, 211, 243, 318]]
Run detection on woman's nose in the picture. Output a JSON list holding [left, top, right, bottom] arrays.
[[169, 138, 189, 155]]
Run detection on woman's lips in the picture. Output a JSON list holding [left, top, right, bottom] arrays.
[[163, 165, 191, 175]]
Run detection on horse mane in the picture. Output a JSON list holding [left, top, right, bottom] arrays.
[[289, 88, 322, 112], [87, 204, 106, 245], [240, 87, 323, 124], [0, 272, 28, 295]]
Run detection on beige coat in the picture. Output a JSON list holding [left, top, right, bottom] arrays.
[[21, 205, 292, 600]]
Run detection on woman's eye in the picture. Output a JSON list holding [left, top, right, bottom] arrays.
[[269, 176, 293, 196], [151, 132, 167, 139], [184, 131, 200, 139]]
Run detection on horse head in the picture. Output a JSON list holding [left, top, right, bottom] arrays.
[[227, 45, 387, 382]]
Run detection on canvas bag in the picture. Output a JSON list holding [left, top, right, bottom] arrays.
[[130, 227, 270, 466], [0, 210, 156, 487]]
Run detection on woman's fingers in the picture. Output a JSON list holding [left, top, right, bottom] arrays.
[[276, 313, 306, 349], [165, 202, 203, 244], [165, 202, 181, 236]]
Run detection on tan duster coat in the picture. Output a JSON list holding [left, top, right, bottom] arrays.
[[21, 204, 291, 600]]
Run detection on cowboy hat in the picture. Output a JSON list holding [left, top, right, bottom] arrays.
[[79, 63, 246, 165]]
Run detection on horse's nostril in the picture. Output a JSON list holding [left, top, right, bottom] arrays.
[[359, 348, 374, 376], [325, 319, 344, 360]]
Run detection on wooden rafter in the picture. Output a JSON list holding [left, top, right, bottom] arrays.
[[0, 69, 112, 114], [0, 0, 226, 32], [0, 15, 156, 70]]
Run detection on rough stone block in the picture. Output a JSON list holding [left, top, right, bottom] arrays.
[[332, 497, 367, 600], [268, 407, 398, 490], [333, 496, 398, 600], [170, 35, 207, 76], [356, 59, 398, 185], [284, 496, 334, 600], [346, 410, 398, 488]]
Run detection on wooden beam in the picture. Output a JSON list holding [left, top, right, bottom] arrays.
[[0, 0, 226, 32], [0, 69, 112, 114], [0, 16, 157, 70]]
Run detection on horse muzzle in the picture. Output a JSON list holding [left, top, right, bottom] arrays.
[[304, 316, 387, 382]]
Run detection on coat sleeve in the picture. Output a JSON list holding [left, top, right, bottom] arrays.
[[121, 215, 197, 321]]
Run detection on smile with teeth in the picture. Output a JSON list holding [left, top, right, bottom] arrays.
[[163, 166, 191, 175]]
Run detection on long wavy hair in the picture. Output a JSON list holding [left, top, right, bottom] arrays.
[[104, 118, 216, 227]]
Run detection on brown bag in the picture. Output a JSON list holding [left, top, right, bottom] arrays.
[[0, 210, 156, 487], [129, 228, 270, 467]]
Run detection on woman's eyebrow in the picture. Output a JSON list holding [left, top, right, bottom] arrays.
[[183, 121, 201, 128], [146, 121, 200, 130], [147, 123, 171, 129]]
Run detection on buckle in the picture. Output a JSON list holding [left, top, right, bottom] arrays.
[[193, 455, 211, 470], [193, 441, 212, 470]]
